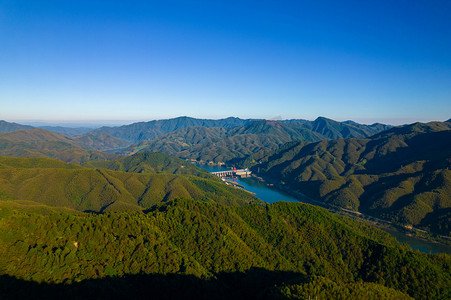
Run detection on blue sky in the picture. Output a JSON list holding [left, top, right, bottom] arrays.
[[1, 0, 450, 125]]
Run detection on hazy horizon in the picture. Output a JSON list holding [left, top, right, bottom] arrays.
[[4, 115, 450, 128], [1, 1, 450, 125]]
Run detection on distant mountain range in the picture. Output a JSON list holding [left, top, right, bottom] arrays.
[[252, 120, 451, 235], [92, 116, 392, 143], [0, 117, 392, 164], [120, 117, 392, 164]]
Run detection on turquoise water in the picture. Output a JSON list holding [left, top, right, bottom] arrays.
[[202, 165, 300, 203], [200, 164, 451, 254], [381, 228, 451, 254]]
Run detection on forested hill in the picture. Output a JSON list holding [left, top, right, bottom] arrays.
[[0, 199, 449, 299], [252, 121, 451, 235], [297, 116, 392, 139], [84, 151, 213, 178], [123, 122, 315, 164], [0, 156, 258, 211]]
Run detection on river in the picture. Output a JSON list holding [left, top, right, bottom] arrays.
[[200, 165, 451, 254]]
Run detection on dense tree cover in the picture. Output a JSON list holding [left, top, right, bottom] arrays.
[[84, 151, 212, 178], [0, 129, 120, 164], [253, 121, 451, 235], [274, 275, 412, 299], [0, 199, 449, 299], [125, 118, 391, 165], [0, 156, 259, 211]]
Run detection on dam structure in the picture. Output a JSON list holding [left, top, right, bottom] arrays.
[[211, 168, 251, 178]]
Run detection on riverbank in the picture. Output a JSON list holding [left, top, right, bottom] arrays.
[[251, 173, 451, 252], [198, 164, 451, 253]]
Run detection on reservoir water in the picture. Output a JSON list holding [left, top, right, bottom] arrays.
[[200, 165, 451, 254]]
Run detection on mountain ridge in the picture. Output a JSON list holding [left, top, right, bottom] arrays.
[[251, 121, 451, 235], [123, 119, 392, 164]]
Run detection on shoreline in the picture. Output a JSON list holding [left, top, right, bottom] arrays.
[[252, 173, 451, 250], [197, 163, 451, 250]]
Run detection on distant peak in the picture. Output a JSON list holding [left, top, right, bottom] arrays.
[[314, 116, 334, 123]]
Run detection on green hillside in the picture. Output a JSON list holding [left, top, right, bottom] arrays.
[[253, 121, 451, 235], [0, 157, 258, 211], [0, 129, 120, 164], [84, 151, 213, 178], [0, 199, 449, 299]]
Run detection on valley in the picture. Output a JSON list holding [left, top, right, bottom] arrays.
[[0, 116, 450, 299]]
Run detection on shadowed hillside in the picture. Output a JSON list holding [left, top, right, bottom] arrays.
[[253, 121, 451, 235], [0, 271, 413, 300]]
